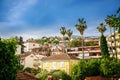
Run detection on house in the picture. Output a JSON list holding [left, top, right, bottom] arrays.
[[50, 45, 63, 55], [41, 53, 79, 74], [20, 52, 46, 69], [16, 45, 21, 54], [24, 39, 41, 52]]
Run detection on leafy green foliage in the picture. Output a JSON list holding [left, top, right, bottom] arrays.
[[36, 69, 49, 80], [0, 38, 21, 80], [71, 58, 120, 79], [36, 70, 71, 80], [100, 58, 120, 77], [68, 38, 82, 47], [35, 36, 61, 45], [87, 59, 101, 76], [100, 35, 109, 57], [85, 41, 98, 46], [71, 60, 88, 80], [49, 70, 71, 80], [23, 67, 41, 75]]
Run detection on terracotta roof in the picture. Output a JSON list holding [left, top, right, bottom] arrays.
[[16, 71, 39, 80], [42, 53, 78, 60]]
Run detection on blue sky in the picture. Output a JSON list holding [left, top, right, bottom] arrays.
[[0, 0, 120, 40]]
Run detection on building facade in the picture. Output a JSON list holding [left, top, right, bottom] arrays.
[[41, 53, 79, 74]]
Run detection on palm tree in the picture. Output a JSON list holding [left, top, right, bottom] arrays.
[[66, 29, 73, 41], [97, 23, 106, 35], [97, 23, 109, 57], [60, 27, 66, 40], [105, 15, 118, 58], [75, 18, 87, 59], [105, 15, 114, 55], [60, 27, 66, 53]]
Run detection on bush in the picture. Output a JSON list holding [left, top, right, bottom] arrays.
[[49, 70, 71, 80], [100, 58, 120, 78], [87, 59, 101, 77], [36, 69, 49, 80], [0, 38, 20, 80], [71, 60, 88, 80], [71, 58, 120, 79]]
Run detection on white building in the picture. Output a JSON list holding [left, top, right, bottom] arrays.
[[106, 31, 120, 58], [16, 45, 21, 54], [20, 53, 46, 69], [24, 40, 41, 52]]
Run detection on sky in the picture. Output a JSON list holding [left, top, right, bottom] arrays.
[[0, 0, 120, 40]]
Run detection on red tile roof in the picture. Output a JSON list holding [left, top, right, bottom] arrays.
[[42, 53, 78, 60], [16, 71, 39, 80]]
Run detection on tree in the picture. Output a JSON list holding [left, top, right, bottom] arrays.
[[100, 58, 120, 78], [97, 23, 109, 57], [49, 70, 71, 80], [71, 60, 88, 80], [68, 38, 82, 47], [19, 36, 24, 53], [75, 18, 87, 59], [97, 23, 106, 35], [60, 27, 66, 39], [105, 15, 114, 55], [66, 29, 73, 40], [60, 27, 67, 53], [0, 38, 21, 80]]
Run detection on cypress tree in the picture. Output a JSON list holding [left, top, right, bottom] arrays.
[[100, 35, 109, 57]]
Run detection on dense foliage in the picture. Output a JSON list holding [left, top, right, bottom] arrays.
[[68, 38, 82, 47], [0, 38, 21, 80], [71, 58, 120, 80], [35, 36, 60, 45], [36, 70, 71, 80], [23, 67, 41, 75], [100, 35, 109, 57]]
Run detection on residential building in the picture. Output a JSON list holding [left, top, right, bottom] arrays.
[[67, 46, 101, 59], [50, 45, 63, 55], [20, 52, 46, 69], [24, 39, 41, 52], [16, 45, 21, 54], [106, 31, 120, 58], [41, 53, 79, 74]]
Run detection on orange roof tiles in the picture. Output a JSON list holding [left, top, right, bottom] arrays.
[[42, 53, 78, 60]]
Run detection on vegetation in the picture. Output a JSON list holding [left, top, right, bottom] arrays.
[[23, 67, 41, 75], [66, 29, 73, 40], [97, 23, 109, 57], [105, 7, 120, 59], [0, 38, 21, 80], [71, 58, 120, 80], [75, 18, 87, 59], [36, 70, 70, 80], [15, 36, 24, 53], [48, 70, 71, 80], [60, 27, 66, 39], [35, 36, 61, 45], [100, 35, 109, 57], [68, 38, 82, 47], [36, 69, 49, 80]]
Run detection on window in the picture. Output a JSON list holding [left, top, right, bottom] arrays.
[[52, 62, 56, 69], [60, 62, 64, 68], [46, 62, 49, 68], [20, 60, 24, 65]]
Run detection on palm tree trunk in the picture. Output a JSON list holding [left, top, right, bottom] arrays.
[[63, 35, 66, 53], [81, 34, 84, 60]]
